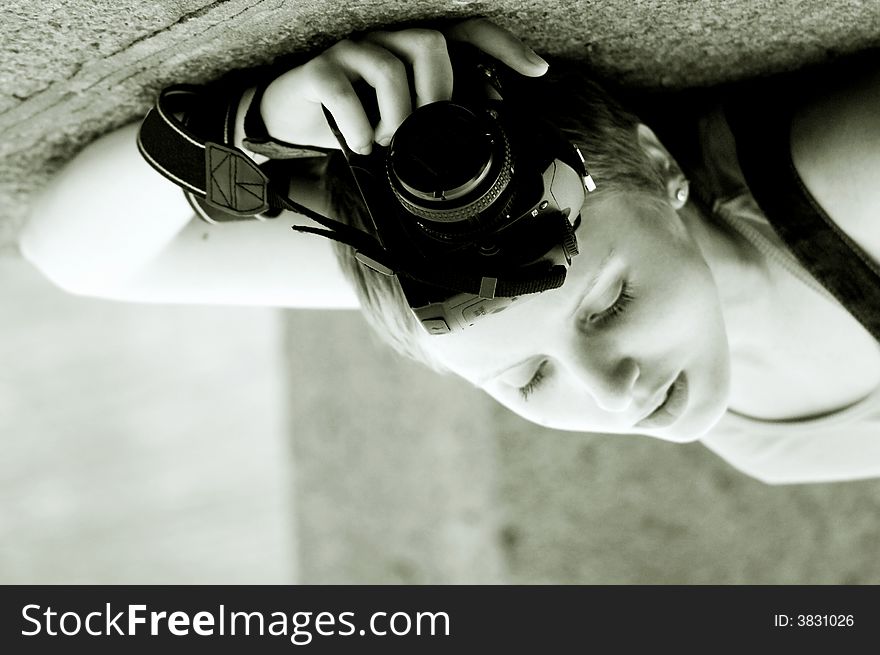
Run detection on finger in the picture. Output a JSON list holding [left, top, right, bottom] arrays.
[[446, 18, 548, 77], [305, 59, 374, 154], [326, 40, 412, 146], [362, 29, 454, 109]]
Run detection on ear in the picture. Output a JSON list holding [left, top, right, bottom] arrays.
[[637, 124, 689, 210]]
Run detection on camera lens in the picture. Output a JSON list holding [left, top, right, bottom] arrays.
[[388, 102, 512, 226]]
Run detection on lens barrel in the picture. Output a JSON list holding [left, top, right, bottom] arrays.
[[387, 102, 512, 229]]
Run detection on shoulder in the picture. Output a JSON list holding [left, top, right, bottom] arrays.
[[789, 55, 880, 260], [702, 400, 880, 485]]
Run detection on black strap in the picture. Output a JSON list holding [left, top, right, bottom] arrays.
[[137, 85, 382, 234], [724, 81, 880, 343], [138, 85, 273, 217]]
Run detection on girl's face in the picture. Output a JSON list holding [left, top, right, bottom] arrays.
[[423, 190, 732, 442]]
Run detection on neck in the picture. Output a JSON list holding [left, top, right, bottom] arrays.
[[677, 202, 778, 357]]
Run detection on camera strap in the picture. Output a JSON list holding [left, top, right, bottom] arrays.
[[137, 84, 393, 263]]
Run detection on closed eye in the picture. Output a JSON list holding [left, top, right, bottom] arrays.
[[587, 280, 635, 326], [516, 281, 636, 402], [518, 360, 548, 401]]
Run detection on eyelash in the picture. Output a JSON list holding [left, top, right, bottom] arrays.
[[518, 361, 548, 401], [517, 281, 636, 401], [589, 281, 635, 326]]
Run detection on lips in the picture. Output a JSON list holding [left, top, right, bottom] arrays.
[[635, 372, 688, 430]]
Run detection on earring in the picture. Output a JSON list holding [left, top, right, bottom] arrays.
[[674, 178, 689, 206]]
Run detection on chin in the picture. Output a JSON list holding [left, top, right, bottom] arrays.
[[666, 349, 732, 442], [650, 428, 705, 443], [645, 411, 723, 443], [647, 378, 730, 443]]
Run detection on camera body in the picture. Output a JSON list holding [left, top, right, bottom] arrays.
[[327, 43, 594, 334]]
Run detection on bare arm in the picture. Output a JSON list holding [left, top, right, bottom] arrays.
[[19, 122, 194, 297], [702, 425, 880, 485], [19, 19, 547, 308], [19, 120, 359, 308]]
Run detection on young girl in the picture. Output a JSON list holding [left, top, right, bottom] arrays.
[[19, 19, 880, 484]]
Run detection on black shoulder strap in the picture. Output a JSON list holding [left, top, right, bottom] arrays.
[[724, 73, 880, 343], [137, 85, 272, 217], [137, 84, 397, 264]]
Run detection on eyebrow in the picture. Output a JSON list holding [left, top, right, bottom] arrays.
[[478, 249, 616, 386]]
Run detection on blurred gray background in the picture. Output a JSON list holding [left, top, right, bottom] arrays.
[[2, 0, 880, 583]]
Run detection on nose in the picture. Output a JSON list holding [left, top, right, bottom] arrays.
[[564, 346, 640, 413]]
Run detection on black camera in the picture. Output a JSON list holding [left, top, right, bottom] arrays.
[[137, 42, 595, 335], [324, 43, 596, 334]]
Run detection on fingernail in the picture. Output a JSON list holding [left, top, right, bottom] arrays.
[[376, 135, 392, 147], [526, 49, 548, 70], [354, 142, 372, 155]]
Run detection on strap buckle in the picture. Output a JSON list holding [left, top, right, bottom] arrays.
[[204, 142, 270, 216]]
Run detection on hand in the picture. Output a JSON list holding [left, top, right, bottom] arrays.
[[260, 18, 549, 155]]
